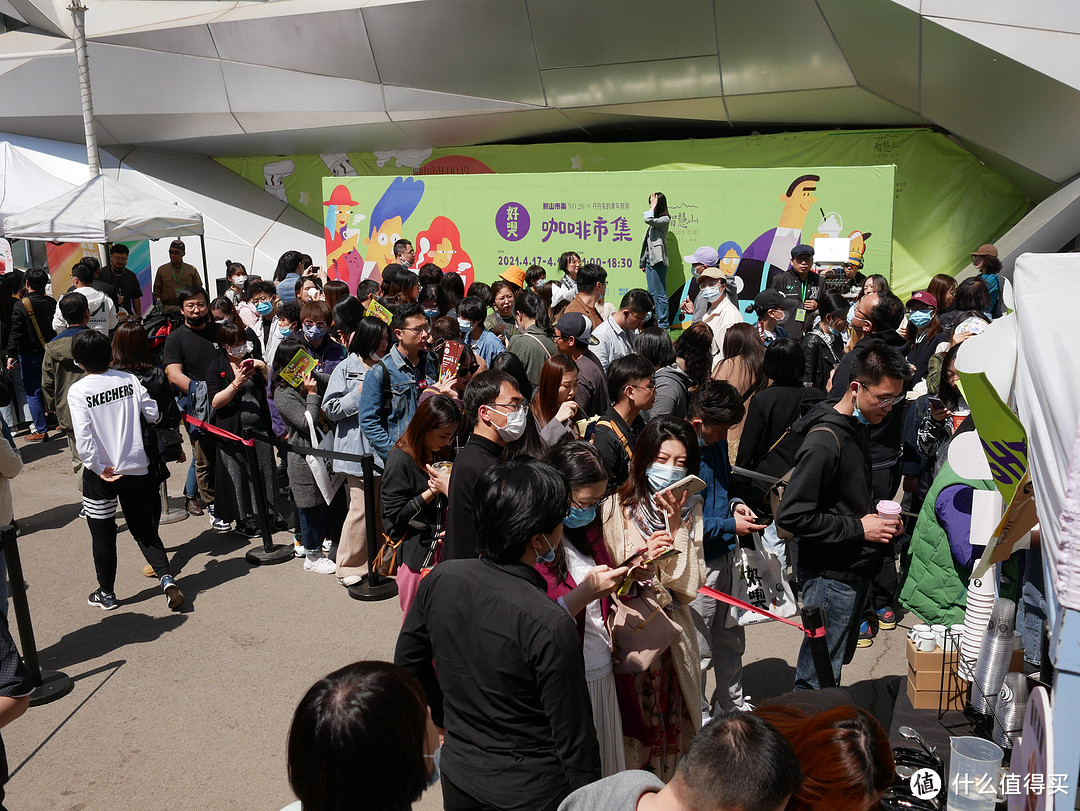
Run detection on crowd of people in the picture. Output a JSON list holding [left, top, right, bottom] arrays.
[[0, 227, 1029, 810]]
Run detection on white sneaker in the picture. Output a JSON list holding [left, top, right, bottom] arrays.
[[338, 574, 364, 587], [294, 540, 305, 558], [304, 554, 337, 575], [322, 538, 332, 553]]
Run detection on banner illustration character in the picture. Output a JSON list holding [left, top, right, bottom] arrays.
[[735, 174, 820, 299], [415, 215, 475, 290]]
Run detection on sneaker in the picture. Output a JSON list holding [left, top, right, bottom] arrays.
[[160, 575, 185, 610], [25, 431, 49, 442], [294, 536, 306, 558], [236, 518, 262, 538], [185, 498, 204, 516], [876, 606, 897, 630], [338, 574, 366, 587], [304, 553, 337, 575], [88, 589, 118, 610], [78, 506, 87, 519], [322, 538, 333, 553], [208, 507, 230, 531], [857, 620, 874, 648]]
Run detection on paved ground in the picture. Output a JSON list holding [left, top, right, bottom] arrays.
[[3, 433, 911, 811]]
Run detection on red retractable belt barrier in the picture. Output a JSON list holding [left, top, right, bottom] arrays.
[[697, 585, 826, 638], [183, 414, 255, 447]]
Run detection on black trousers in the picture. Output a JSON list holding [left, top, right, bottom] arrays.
[[83, 470, 168, 593], [441, 772, 563, 811], [869, 463, 901, 612]]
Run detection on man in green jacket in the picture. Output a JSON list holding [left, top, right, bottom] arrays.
[[42, 293, 90, 493]]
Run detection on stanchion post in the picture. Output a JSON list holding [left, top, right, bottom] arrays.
[[349, 453, 397, 602], [241, 429, 293, 566], [159, 478, 188, 525], [1, 525, 72, 705], [800, 604, 836, 690]]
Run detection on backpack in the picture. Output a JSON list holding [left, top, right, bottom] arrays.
[[768, 426, 841, 540]]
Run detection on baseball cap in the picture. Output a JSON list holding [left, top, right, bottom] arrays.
[[971, 243, 998, 258], [790, 243, 815, 258], [906, 291, 938, 308], [683, 246, 720, 267], [555, 312, 599, 345], [698, 265, 727, 282], [746, 289, 798, 315]]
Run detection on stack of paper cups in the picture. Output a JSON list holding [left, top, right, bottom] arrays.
[[970, 598, 1016, 713], [992, 671, 1029, 749], [958, 575, 997, 681]]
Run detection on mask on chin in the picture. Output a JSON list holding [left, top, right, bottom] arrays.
[[186, 313, 209, 328]]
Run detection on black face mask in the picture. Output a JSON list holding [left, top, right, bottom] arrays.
[[186, 314, 210, 328]]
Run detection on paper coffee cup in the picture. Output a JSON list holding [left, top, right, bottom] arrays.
[[876, 500, 902, 521]]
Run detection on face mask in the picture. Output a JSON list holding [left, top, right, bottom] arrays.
[[646, 462, 687, 492], [255, 300, 274, 317], [490, 404, 526, 442], [424, 746, 442, 787], [232, 275, 247, 287], [279, 325, 293, 338], [227, 342, 252, 358], [457, 318, 473, 334], [215, 318, 229, 324], [424, 308, 440, 319], [535, 532, 557, 565], [908, 309, 933, 328], [303, 324, 326, 343], [852, 383, 871, 425], [186, 313, 209, 328], [699, 285, 721, 303], [564, 505, 597, 529]]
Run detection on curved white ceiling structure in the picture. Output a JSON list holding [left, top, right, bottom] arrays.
[[0, 0, 1075, 191]]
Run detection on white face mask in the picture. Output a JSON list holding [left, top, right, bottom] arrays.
[[226, 341, 252, 358], [490, 405, 526, 442], [232, 275, 247, 287]]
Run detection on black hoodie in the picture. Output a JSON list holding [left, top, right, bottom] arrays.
[[776, 402, 883, 583]]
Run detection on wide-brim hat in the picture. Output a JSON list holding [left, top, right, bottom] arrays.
[[324, 184, 359, 207]]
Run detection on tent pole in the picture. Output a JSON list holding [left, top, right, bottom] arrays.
[[199, 234, 210, 291], [68, 1, 100, 177]]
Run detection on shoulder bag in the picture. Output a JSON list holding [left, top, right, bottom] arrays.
[[608, 584, 681, 674]]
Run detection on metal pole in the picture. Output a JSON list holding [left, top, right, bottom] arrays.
[[1, 525, 73, 705], [199, 234, 210, 292], [800, 605, 837, 690], [241, 429, 293, 565], [158, 479, 188, 525], [349, 453, 396, 601], [67, 1, 100, 177]]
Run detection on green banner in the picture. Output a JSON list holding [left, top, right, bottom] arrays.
[[319, 166, 894, 319], [217, 128, 1028, 298]]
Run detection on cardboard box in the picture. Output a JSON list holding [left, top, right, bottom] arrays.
[[906, 637, 959, 672], [907, 672, 966, 711], [908, 662, 966, 693]]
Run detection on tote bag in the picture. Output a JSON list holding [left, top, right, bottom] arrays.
[[727, 532, 798, 627]]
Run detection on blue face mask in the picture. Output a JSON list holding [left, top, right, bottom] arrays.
[[908, 309, 933, 328], [535, 532, 558, 565], [564, 505, 597, 529], [457, 318, 473, 334], [279, 325, 293, 338], [424, 308, 440, 319], [646, 462, 687, 493], [255, 300, 274, 317], [852, 383, 871, 425], [303, 324, 326, 343]]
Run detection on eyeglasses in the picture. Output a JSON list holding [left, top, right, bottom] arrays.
[[399, 325, 430, 334], [303, 321, 328, 330], [489, 402, 526, 413], [858, 383, 905, 407], [569, 494, 607, 512], [851, 308, 871, 325], [458, 364, 479, 375], [630, 382, 656, 392]]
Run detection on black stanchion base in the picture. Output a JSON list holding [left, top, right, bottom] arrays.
[[348, 578, 398, 602], [245, 544, 296, 566], [30, 669, 73, 707]]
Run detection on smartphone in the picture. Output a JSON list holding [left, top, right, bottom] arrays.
[[927, 396, 944, 409], [657, 474, 707, 502], [644, 547, 681, 565], [240, 358, 255, 375], [616, 549, 646, 569]]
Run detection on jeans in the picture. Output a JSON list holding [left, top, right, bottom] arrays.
[[1018, 548, 1046, 666], [18, 354, 46, 433], [643, 261, 669, 330], [794, 572, 869, 690], [297, 488, 347, 552], [184, 458, 198, 500]]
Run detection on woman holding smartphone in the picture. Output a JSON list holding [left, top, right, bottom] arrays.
[[534, 441, 630, 777], [205, 321, 274, 537], [601, 416, 705, 778], [640, 192, 671, 330]]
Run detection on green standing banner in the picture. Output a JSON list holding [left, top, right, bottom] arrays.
[[320, 165, 895, 321]]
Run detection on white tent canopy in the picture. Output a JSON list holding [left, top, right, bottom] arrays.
[[1, 173, 203, 242], [0, 141, 76, 222]]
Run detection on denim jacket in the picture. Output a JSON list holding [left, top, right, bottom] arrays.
[[357, 345, 435, 461], [323, 355, 380, 478]]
